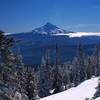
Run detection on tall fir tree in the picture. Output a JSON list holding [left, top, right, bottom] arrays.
[[94, 44, 100, 76], [72, 57, 80, 86], [39, 50, 51, 97], [0, 30, 14, 82], [77, 44, 87, 83], [62, 63, 71, 90], [53, 44, 63, 94], [25, 70, 38, 100], [93, 77, 100, 99], [0, 31, 18, 99]]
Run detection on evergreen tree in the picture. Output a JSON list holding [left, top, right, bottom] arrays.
[[89, 54, 97, 76], [0, 30, 14, 81], [94, 44, 100, 76], [0, 31, 14, 65], [93, 77, 100, 99], [62, 63, 71, 90], [39, 50, 51, 97], [0, 31, 18, 99], [26, 70, 38, 100], [0, 31, 39, 100], [53, 44, 63, 94], [72, 57, 80, 86], [85, 56, 93, 79], [77, 44, 87, 82], [15, 66, 38, 100]]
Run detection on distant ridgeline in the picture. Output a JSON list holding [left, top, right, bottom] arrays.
[[9, 23, 100, 65]]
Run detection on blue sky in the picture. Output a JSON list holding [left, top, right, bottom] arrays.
[[0, 0, 100, 33]]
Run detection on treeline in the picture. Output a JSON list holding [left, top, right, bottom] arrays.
[[0, 30, 100, 100], [38, 43, 100, 98]]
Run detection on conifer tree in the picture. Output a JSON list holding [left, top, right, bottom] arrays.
[[0, 31, 14, 81], [38, 50, 53, 97], [0, 31, 18, 99], [39, 50, 51, 97], [62, 63, 71, 89], [72, 57, 80, 86], [26, 70, 38, 100], [77, 44, 87, 82], [93, 77, 100, 99], [53, 44, 63, 94], [94, 44, 100, 76], [85, 56, 93, 79]]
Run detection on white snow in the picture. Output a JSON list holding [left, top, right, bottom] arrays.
[[52, 32, 100, 37], [95, 97, 100, 100], [41, 77, 99, 100], [4, 33, 12, 35], [68, 32, 100, 37], [5, 32, 100, 38]]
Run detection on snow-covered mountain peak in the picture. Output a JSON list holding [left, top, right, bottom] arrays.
[[32, 22, 72, 35], [43, 22, 58, 30]]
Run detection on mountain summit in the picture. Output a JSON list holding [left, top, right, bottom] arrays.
[[32, 22, 73, 35], [43, 22, 58, 30]]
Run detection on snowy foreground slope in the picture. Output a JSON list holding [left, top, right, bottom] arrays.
[[41, 77, 99, 100], [95, 97, 100, 100]]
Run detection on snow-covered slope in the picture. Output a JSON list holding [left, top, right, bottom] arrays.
[[41, 77, 99, 100], [96, 97, 100, 100]]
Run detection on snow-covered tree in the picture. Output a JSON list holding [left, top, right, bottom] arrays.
[[72, 57, 80, 86], [53, 44, 63, 94], [77, 44, 87, 82], [38, 50, 51, 97], [62, 63, 71, 90], [93, 44, 100, 76], [85, 56, 93, 79], [93, 77, 100, 99], [25, 70, 38, 100]]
